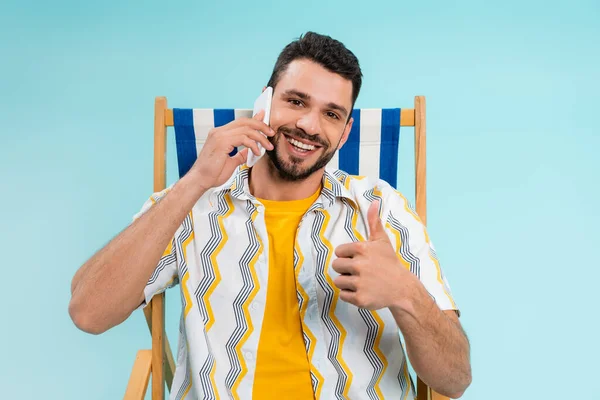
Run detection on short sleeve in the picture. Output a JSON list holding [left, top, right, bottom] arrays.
[[132, 188, 180, 309], [382, 186, 459, 314]]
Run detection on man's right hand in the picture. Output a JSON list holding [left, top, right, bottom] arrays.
[[190, 110, 275, 191], [69, 112, 275, 335]]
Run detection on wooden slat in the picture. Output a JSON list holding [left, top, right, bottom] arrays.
[[151, 294, 165, 400], [414, 95, 427, 226], [432, 391, 451, 400], [124, 350, 152, 400], [417, 380, 452, 400], [164, 108, 416, 127], [150, 96, 176, 393], [165, 109, 173, 127], [414, 97, 450, 400], [143, 306, 175, 391], [414, 95, 429, 400], [401, 108, 415, 126], [152, 96, 168, 400], [154, 97, 168, 192], [416, 380, 451, 400], [417, 378, 430, 400]]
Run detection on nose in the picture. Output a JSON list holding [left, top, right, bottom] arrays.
[[295, 109, 321, 137]]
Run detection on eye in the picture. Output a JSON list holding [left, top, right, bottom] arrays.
[[326, 111, 340, 120], [289, 99, 304, 107]]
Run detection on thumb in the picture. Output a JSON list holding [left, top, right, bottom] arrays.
[[367, 200, 387, 241], [231, 147, 249, 166]]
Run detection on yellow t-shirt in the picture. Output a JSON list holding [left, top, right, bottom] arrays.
[[252, 188, 321, 399]]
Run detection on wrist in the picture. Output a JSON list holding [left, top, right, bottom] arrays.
[[175, 170, 209, 204], [389, 277, 436, 322], [185, 168, 211, 193]]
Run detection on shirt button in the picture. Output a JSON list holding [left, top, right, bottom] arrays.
[[245, 351, 254, 361], [251, 303, 259, 311]]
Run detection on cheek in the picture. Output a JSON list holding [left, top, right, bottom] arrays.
[[269, 104, 306, 132], [268, 106, 287, 130], [324, 127, 344, 148]]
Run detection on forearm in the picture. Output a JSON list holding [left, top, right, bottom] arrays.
[[71, 260, 90, 295], [390, 281, 471, 398], [69, 171, 206, 334]]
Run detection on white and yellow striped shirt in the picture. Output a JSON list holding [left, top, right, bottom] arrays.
[[134, 166, 458, 400]]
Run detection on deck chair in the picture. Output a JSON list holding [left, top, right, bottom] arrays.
[[123, 95, 450, 400]]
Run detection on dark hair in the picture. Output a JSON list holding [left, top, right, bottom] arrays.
[[267, 32, 363, 111]]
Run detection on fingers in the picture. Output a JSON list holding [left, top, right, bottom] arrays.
[[241, 137, 262, 157], [230, 148, 249, 166], [251, 110, 275, 136], [206, 111, 276, 160], [243, 128, 274, 152], [331, 257, 358, 275], [333, 274, 358, 292], [213, 127, 272, 157], [339, 290, 358, 305], [335, 242, 365, 259], [229, 112, 275, 138]]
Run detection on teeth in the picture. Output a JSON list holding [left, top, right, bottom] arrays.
[[287, 137, 316, 151]]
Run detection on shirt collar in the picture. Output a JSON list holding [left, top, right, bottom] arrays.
[[213, 165, 356, 209]]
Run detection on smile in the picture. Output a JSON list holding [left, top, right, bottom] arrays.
[[284, 135, 321, 153]]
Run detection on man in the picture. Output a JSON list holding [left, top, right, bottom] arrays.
[[69, 32, 471, 399]]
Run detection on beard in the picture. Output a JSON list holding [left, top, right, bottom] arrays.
[[265, 126, 338, 182]]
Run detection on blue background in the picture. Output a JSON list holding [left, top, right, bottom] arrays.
[[1, 0, 598, 399]]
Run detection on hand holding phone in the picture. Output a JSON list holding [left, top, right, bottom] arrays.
[[247, 87, 273, 167]]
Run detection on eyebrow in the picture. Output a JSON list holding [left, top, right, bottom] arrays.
[[283, 89, 349, 119]]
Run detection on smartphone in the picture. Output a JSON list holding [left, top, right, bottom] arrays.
[[247, 86, 273, 167]]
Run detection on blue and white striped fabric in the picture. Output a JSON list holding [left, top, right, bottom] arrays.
[[173, 108, 401, 187]]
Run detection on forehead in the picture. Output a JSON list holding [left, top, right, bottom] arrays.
[[275, 59, 353, 109]]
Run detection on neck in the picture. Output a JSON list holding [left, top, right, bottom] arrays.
[[249, 157, 323, 201]]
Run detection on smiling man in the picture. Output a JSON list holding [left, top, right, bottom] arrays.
[[69, 32, 471, 399]]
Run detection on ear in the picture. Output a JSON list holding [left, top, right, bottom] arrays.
[[337, 117, 354, 149]]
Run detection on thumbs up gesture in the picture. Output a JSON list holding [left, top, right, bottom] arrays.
[[366, 199, 391, 243], [332, 200, 418, 310]]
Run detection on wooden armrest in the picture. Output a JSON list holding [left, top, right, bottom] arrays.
[[143, 303, 176, 391], [124, 350, 152, 400], [417, 378, 452, 400]]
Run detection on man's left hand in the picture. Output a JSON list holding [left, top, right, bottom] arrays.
[[332, 200, 419, 310]]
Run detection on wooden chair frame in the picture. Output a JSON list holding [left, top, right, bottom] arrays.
[[123, 96, 449, 400]]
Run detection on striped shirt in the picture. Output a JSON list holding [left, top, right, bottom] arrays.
[[133, 165, 458, 400]]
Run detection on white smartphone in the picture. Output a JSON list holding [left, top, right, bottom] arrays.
[[247, 86, 273, 167]]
